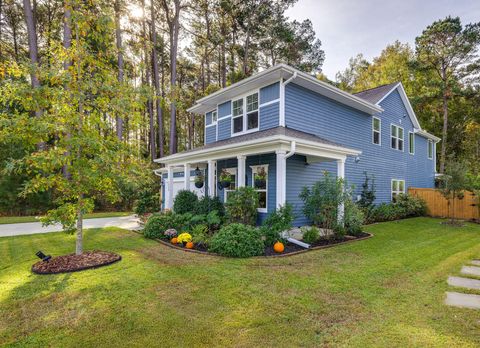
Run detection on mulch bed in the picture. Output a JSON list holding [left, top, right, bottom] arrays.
[[32, 250, 121, 274], [154, 232, 372, 258]]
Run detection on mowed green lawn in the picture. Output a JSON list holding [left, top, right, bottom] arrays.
[[1, 218, 480, 347]]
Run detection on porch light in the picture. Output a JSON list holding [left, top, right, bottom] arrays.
[[194, 166, 201, 177], [355, 156, 361, 163], [35, 250, 51, 262]]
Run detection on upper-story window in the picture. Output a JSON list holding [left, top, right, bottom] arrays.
[[232, 92, 259, 135], [428, 140, 433, 159], [372, 117, 381, 145], [212, 110, 217, 124], [409, 132, 415, 155], [391, 124, 404, 151]]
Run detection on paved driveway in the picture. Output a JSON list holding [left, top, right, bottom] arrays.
[[0, 215, 141, 238]]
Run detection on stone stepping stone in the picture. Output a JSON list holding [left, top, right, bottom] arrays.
[[448, 276, 480, 290], [445, 292, 480, 309], [461, 266, 480, 277], [471, 260, 480, 266]]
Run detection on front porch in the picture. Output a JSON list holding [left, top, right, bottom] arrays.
[[155, 127, 361, 225]]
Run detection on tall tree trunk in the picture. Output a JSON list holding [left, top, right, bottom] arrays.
[[151, 0, 164, 157], [114, 0, 124, 140], [142, 0, 155, 160], [242, 30, 250, 76], [439, 70, 448, 174], [23, 0, 43, 149], [62, 1, 72, 179]]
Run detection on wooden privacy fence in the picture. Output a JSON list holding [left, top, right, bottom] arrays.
[[408, 187, 479, 220]]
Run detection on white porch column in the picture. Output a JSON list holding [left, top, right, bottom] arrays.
[[166, 165, 174, 210], [237, 155, 246, 187], [184, 163, 191, 190], [276, 150, 287, 208], [337, 158, 346, 224], [207, 160, 216, 197]]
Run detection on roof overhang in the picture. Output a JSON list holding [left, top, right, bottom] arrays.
[[155, 134, 361, 167], [188, 64, 383, 115], [414, 128, 441, 142]]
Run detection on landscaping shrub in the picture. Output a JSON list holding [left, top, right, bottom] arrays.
[[133, 189, 160, 215], [194, 196, 225, 216], [367, 194, 427, 223], [357, 172, 376, 222], [173, 190, 198, 214], [225, 187, 259, 225], [190, 210, 222, 234], [344, 200, 365, 236], [143, 211, 192, 239], [301, 226, 320, 244], [260, 203, 295, 245], [209, 223, 264, 257], [191, 224, 209, 247]]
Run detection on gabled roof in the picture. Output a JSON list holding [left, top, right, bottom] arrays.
[[353, 82, 399, 104], [188, 64, 383, 116]]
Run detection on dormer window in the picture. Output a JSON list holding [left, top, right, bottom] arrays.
[[232, 92, 259, 135]]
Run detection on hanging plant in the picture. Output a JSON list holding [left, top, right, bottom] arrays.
[[195, 172, 204, 188], [254, 167, 267, 188], [219, 169, 232, 188]]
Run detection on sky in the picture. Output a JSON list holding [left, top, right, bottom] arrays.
[[286, 0, 480, 80]]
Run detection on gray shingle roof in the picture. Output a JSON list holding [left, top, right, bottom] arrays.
[[353, 82, 398, 104], [179, 126, 345, 155]]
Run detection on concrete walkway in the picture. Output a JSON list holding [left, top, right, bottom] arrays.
[[0, 215, 141, 238]]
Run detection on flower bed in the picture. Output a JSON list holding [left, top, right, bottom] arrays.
[[32, 250, 121, 274]]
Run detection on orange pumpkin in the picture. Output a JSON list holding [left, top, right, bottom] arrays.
[[170, 237, 178, 244], [273, 241, 284, 253], [186, 241, 194, 249]]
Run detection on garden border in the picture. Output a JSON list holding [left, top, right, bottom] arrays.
[[147, 232, 374, 258], [32, 252, 122, 275]]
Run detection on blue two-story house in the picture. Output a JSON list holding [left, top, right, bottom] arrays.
[[156, 64, 440, 226]]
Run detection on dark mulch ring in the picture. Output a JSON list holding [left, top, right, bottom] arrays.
[[32, 250, 121, 274], [159, 232, 372, 257]]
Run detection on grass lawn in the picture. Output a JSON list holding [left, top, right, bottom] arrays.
[[1, 217, 480, 347], [0, 212, 132, 225]]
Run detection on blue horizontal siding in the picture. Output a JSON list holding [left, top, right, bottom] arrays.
[[259, 102, 279, 130], [218, 101, 231, 118], [205, 111, 213, 126], [217, 118, 231, 140], [260, 82, 280, 104], [205, 125, 216, 144]]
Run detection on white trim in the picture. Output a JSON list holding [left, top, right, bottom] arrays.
[[251, 164, 269, 213], [391, 179, 405, 201], [279, 78, 285, 127], [184, 163, 191, 190], [276, 150, 287, 209], [414, 128, 441, 142], [205, 123, 217, 128], [372, 116, 381, 145], [237, 155, 246, 187], [390, 123, 404, 152], [408, 131, 415, 155], [222, 167, 237, 202], [337, 158, 346, 225], [428, 139, 433, 160], [259, 98, 280, 108], [207, 160, 216, 197], [218, 114, 232, 120], [188, 64, 382, 115], [231, 90, 260, 137]]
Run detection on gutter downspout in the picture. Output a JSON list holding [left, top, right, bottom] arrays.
[[279, 72, 297, 127], [285, 140, 296, 159]]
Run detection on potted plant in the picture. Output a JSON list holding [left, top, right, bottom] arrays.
[[254, 167, 267, 188], [195, 172, 204, 188], [219, 169, 232, 188]]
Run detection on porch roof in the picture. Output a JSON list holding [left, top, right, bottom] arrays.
[[155, 126, 361, 166]]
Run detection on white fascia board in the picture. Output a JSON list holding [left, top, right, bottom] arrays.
[[155, 134, 360, 166], [188, 64, 382, 115], [414, 128, 441, 142]]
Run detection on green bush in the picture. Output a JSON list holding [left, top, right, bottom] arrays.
[[344, 200, 365, 236], [134, 189, 160, 215], [143, 211, 192, 239], [190, 210, 222, 233], [209, 223, 264, 257], [301, 226, 320, 244], [191, 224, 210, 247], [260, 204, 295, 245], [368, 194, 427, 223], [225, 187, 259, 225], [194, 196, 225, 216], [173, 190, 199, 214]]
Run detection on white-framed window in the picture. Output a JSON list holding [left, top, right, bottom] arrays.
[[409, 132, 415, 155], [232, 92, 259, 135], [372, 117, 381, 145], [428, 140, 433, 159], [223, 167, 237, 202], [391, 179, 405, 202], [391, 124, 404, 151], [212, 110, 217, 124], [251, 165, 268, 212]]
